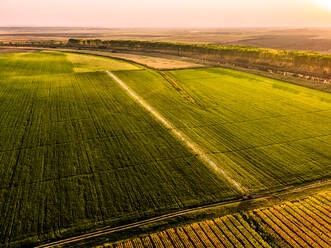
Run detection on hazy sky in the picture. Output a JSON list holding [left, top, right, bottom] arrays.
[[1, 0, 331, 27]]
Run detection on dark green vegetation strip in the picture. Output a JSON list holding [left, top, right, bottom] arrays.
[[0, 52, 239, 247], [114, 68, 331, 193]]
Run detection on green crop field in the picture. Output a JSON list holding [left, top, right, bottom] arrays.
[[0, 52, 239, 247], [114, 68, 331, 192], [0, 51, 330, 247]]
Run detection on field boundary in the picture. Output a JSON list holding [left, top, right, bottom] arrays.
[[106, 70, 247, 194]]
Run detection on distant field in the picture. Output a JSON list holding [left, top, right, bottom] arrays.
[[66, 52, 141, 72], [99, 52, 204, 69], [0, 52, 239, 247], [1, 27, 330, 53], [114, 68, 331, 192], [103, 191, 331, 248], [71, 50, 204, 70], [48, 49, 204, 69]]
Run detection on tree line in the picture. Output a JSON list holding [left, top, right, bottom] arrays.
[[2, 38, 330, 78]]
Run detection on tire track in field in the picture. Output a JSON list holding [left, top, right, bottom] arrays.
[[106, 71, 247, 194]]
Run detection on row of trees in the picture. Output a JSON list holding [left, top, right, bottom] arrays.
[[1, 40, 65, 48], [67, 39, 331, 78], [2, 39, 330, 78]]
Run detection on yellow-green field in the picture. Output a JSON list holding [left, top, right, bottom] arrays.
[[114, 68, 331, 192], [0, 51, 329, 247], [66, 52, 141, 72]]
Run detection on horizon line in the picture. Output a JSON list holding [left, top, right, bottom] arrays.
[[1, 25, 331, 29]]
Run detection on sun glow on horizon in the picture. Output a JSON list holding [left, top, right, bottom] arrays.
[[316, 0, 331, 11], [1, 0, 331, 27]]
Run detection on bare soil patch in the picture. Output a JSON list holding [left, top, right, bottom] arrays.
[[48, 48, 204, 69], [103, 51, 204, 69]]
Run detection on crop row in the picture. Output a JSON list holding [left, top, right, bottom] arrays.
[[249, 192, 330, 248], [107, 212, 272, 247], [104, 192, 330, 248]]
